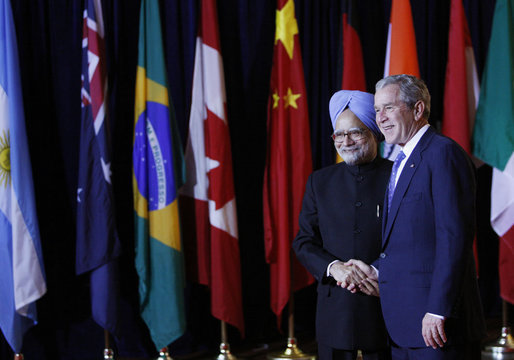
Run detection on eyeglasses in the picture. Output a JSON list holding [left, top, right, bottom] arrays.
[[331, 128, 369, 143]]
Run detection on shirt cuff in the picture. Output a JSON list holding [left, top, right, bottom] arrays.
[[327, 260, 343, 277], [371, 265, 379, 278], [427, 313, 445, 320]]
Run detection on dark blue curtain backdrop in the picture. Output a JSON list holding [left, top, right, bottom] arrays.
[[1, 0, 499, 359]]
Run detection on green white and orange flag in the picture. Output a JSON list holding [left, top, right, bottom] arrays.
[[473, 0, 514, 304], [263, 0, 314, 325], [382, 0, 420, 160]]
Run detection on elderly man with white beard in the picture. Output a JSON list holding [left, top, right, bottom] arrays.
[[293, 90, 393, 360]]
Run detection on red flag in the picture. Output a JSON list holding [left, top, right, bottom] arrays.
[[341, 0, 366, 91], [263, 0, 314, 324], [180, 0, 244, 335], [442, 0, 479, 154]]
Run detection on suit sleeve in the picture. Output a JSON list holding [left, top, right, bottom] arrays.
[[292, 174, 339, 282], [427, 143, 476, 317]]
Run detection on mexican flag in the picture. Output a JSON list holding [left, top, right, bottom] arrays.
[[472, 0, 514, 304]]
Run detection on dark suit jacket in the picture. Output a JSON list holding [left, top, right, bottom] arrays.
[[378, 127, 486, 348], [293, 156, 392, 351]]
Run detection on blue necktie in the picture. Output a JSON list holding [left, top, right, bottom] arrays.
[[387, 151, 406, 212]]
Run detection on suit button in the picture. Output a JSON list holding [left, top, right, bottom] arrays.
[[380, 253, 386, 258], [356, 175, 364, 182], [353, 228, 361, 234], [355, 201, 362, 207]]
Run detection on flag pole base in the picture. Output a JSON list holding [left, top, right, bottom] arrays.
[[216, 341, 237, 360], [266, 337, 316, 360], [482, 327, 514, 359], [156, 347, 173, 360], [103, 347, 115, 360]]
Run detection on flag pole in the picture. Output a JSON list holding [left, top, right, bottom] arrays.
[[267, 254, 315, 360], [103, 329, 114, 360], [215, 320, 237, 360], [482, 300, 514, 357]]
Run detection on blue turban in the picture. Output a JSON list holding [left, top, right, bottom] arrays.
[[329, 90, 384, 142]]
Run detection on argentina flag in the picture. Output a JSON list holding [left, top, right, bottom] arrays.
[[0, 0, 47, 353]]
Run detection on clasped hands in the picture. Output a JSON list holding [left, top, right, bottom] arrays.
[[330, 260, 447, 348], [329, 259, 379, 296]]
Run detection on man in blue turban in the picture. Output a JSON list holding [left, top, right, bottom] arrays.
[[293, 90, 392, 360]]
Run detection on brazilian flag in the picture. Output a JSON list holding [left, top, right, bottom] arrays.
[[132, 0, 186, 351]]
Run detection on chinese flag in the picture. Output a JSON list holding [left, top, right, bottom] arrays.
[[263, 0, 314, 325], [180, 0, 244, 335]]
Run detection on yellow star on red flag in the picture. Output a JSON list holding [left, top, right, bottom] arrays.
[[284, 88, 301, 109], [272, 91, 280, 108], [275, 0, 298, 60]]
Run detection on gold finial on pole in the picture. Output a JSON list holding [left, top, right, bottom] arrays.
[[267, 265, 316, 360], [216, 321, 237, 360], [266, 335, 315, 360], [482, 300, 514, 359]]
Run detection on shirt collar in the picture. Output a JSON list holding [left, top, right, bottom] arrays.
[[400, 124, 430, 158]]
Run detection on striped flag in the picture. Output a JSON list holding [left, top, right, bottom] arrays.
[[442, 0, 479, 154], [0, 0, 47, 352], [179, 0, 244, 335], [472, 0, 514, 304], [442, 0, 481, 271], [341, 0, 366, 92], [263, 0, 314, 325], [132, 0, 186, 350], [382, 0, 420, 160], [338, 0, 366, 163], [77, 0, 121, 336]]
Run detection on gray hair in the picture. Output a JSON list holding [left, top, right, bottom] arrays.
[[375, 74, 431, 119]]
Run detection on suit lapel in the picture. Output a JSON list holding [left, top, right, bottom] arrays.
[[382, 127, 436, 248]]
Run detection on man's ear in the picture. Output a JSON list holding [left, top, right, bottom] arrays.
[[413, 100, 425, 121]]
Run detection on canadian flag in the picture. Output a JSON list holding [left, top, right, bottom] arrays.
[[179, 0, 244, 335]]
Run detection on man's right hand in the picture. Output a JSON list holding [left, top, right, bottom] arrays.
[[329, 261, 355, 288], [345, 259, 377, 281], [343, 259, 378, 293]]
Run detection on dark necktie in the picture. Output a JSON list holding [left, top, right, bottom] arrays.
[[387, 151, 406, 212]]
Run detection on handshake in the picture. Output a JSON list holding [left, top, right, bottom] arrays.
[[329, 259, 379, 297]]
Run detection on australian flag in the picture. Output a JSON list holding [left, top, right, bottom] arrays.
[[77, 0, 121, 336]]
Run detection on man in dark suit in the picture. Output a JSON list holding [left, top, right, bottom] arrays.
[[293, 90, 392, 360], [348, 74, 485, 360]]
